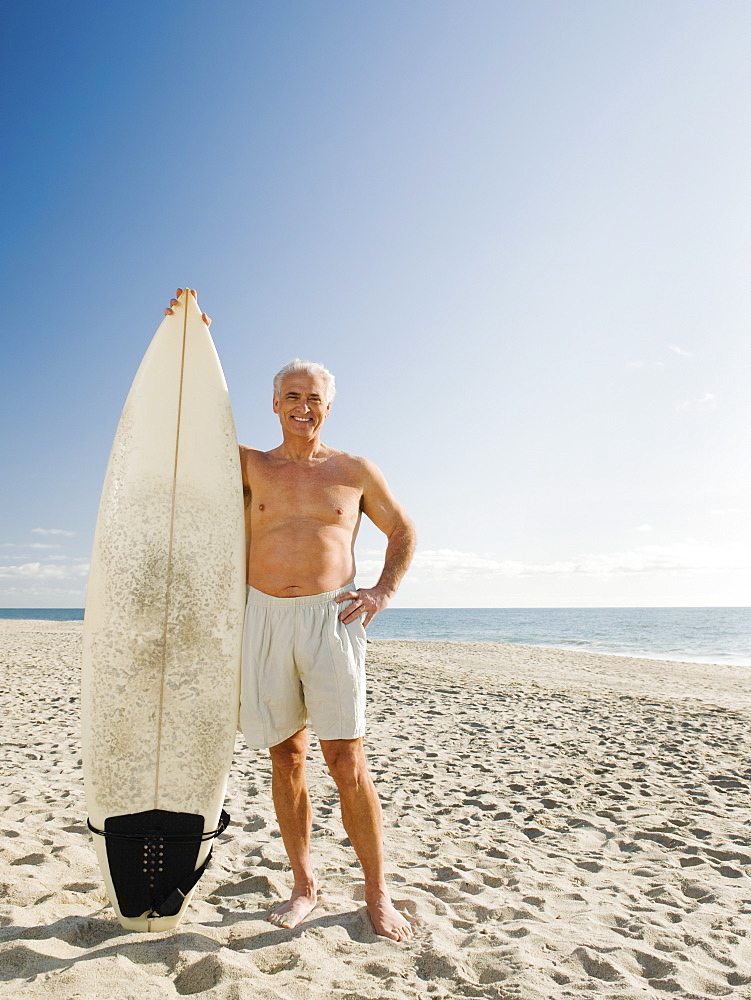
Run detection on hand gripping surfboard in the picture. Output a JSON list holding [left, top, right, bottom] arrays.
[[81, 289, 246, 931]]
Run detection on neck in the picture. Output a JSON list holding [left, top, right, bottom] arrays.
[[279, 432, 326, 461]]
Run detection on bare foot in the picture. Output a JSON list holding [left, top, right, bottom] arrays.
[[366, 890, 414, 941], [268, 884, 318, 929]]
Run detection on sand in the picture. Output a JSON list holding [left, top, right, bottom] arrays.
[[1, 619, 750, 999]]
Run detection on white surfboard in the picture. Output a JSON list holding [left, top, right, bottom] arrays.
[[81, 289, 246, 932]]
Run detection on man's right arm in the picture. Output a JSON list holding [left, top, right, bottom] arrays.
[[239, 446, 256, 582], [239, 445, 252, 509]]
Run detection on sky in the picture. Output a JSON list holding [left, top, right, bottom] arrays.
[[2, 0, 750, 608]]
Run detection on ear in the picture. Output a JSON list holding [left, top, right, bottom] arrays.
[[273, 395, 280, 413], [325, 401, 331, 417]]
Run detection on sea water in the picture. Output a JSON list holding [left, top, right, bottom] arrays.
[[2, 606, 750, 665], [367, 607, 751, 665], [0, 608, 85, 622]]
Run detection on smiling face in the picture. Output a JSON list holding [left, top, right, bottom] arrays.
[[273, 372, 331, 439]]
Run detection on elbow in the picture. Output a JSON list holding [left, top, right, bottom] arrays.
[[392, 516, 417, 549]]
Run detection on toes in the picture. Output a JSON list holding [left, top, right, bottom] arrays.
[[268, 914, 291, 929]]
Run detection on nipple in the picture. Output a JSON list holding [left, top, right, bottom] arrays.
[[336, 508, 343, 515], [258, 504, 265, 511]]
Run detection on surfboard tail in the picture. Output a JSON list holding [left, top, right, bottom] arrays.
[[88, 808, 230, 930]]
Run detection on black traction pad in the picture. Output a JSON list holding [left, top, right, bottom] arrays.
[[104, 809, 205, 918]]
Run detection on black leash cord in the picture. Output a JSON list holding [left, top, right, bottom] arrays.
[[86, 810, 230, 845]]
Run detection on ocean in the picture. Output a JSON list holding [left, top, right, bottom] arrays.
[[2, 606, 750, 666], [369, 607, 751, 666]]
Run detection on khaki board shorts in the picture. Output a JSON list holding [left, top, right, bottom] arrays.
[[240, 583, 367, 749]]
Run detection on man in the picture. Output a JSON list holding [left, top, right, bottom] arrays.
[[167, 290, 416, 941], [239, 357, 416, 942]]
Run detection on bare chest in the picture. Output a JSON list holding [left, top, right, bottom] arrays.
[[249, 462, 363, 528]]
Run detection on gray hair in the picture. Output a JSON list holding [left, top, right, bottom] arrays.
[[273, 359, 336, 403]]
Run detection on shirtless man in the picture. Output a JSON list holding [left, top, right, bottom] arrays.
[[166, 289, 416, 941]]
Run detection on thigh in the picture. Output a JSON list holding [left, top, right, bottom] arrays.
[[240, 606, 307, 749], [298, 605, 367, 742]]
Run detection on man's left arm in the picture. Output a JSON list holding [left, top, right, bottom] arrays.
[[336, 460, 416, 626]]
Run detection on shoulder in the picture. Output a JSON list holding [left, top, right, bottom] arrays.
[[340, 453, 394, 503], [239, 446, 273, 491], [239, 445, 266, 463], [327, 449, 383, 484], [240, 445, 278, 469]]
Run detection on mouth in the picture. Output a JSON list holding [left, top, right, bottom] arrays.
[[291, 416, 313, 423]]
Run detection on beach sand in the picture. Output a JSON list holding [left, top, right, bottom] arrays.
[[1, 620, 749, 999]]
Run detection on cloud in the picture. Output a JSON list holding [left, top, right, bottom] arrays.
[[677, 392, 717, 412], [0, 584, 86, 602], [386, 542, 749, 583], [32, 528, 76, 537], [0, 562, 89, 581], [634, 524, 653, 533], [626, 360, 664, 370], [559, 541, 744, 575], [627, 345, 693, 371], [2, 542, 60, 550]]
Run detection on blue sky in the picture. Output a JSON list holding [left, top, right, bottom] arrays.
[[2, 1, 750, 607]]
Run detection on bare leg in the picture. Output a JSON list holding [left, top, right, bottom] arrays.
[[267, 729, 318, 928], [320, 738, 413, 942]]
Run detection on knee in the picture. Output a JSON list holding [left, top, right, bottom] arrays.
[[326, 749, 369, 792], [269, 733, 308, 776], [271, 748, 307, 780]]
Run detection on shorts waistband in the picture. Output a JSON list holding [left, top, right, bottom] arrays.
[[245, 583, 356, 608]]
